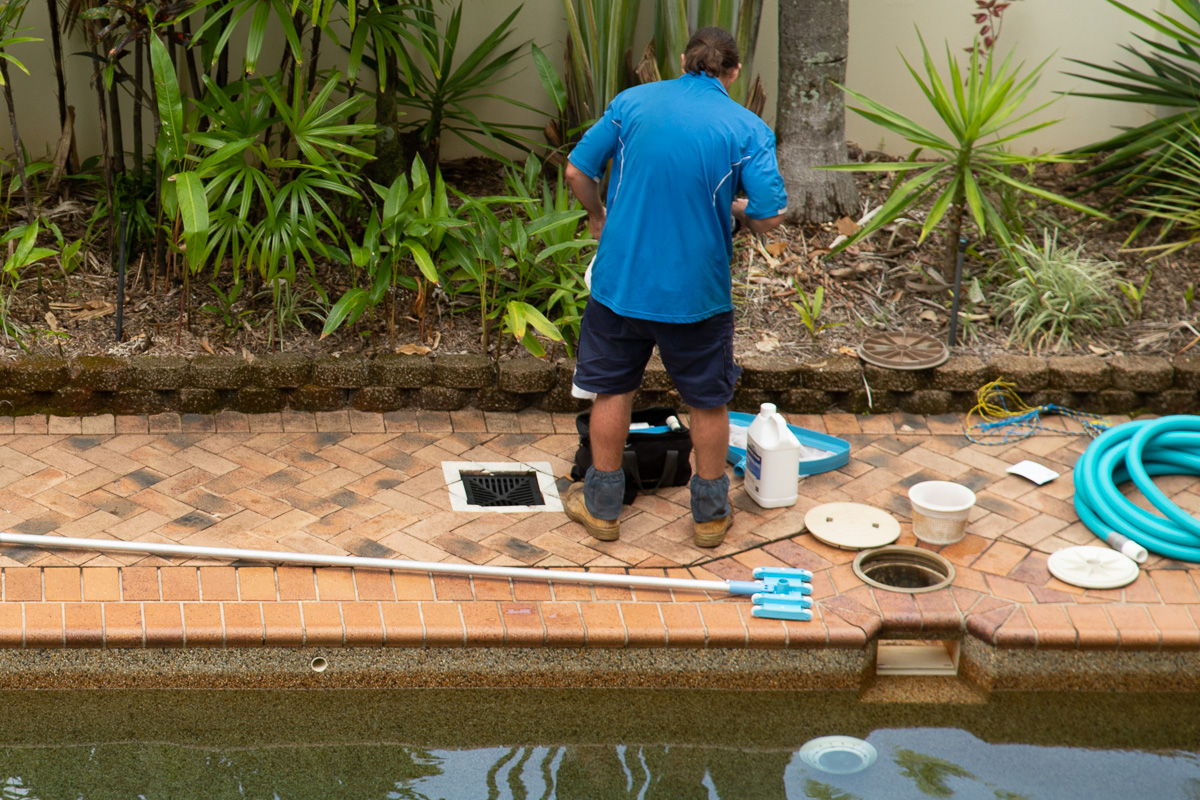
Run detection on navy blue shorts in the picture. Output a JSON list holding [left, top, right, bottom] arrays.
[[573, 300, 741, 410]]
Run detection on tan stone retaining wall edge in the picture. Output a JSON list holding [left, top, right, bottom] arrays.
[[0, 352, 1196, 417]]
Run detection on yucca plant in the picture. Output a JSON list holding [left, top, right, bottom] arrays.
[[994, 232, 1127, 351], [822, 34, 1103, 281], [654, 0, 765, 109], [561, 0, 639, 127], [1128, 119, 1200, 257], [1066, 0, 1200, 207]]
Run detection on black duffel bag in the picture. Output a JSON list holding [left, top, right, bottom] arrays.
[[570, 406, 693, 505]]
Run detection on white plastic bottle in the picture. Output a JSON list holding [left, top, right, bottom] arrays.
[[745, 403, 801, 508]]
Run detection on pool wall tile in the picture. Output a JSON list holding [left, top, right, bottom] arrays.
[[1026, 604, 1077, 649], [25, 603, 64, 647], [1065, 605, 1120, 649], [144, 603, 184, 647], [380, 602, 425, 646], [199, 567, 238, 600], [64, 602, 103, 647], [511, 579, 553, 601], [1108, 606, 1160, 650], [1150, 570, 1199, 604], [1152, 605, 1200, 650], [315, 568, 356, 601], [619, 603, 666, 647], [43, 568, 81, 601], [579, 603, 625, 647], [0, 605, 21, 646], [698, 603, 748, 647], [238, 567, 278, 601], [182, 603, 224, 646], [354, 570, 395, 601], [473, 577, 514, 601], [966, 603, 1017, 645], [432, 575, 473, 601], [105, 603, 145, 647], [499, 602, 544, 646], [301, 602, 345, 646], [540, 602, 586, 647], [994, 608, 1037, 649], [342, 602, 385, 646], [160, 568, 200, 601], [223, 602, 265, 645], [738, 605, 788, 648], [460, 602, 505, 646], [6, 569, 41, 602], [263, 603, 305, 646], [82, 567, 121, 601], [420, 602, 465, 646], [660, 603, 706, 648], [393, 573, 434, 601]]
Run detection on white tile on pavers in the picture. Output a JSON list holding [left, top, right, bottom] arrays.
[[441, 461, 564, 513]]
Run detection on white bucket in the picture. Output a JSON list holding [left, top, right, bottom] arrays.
[[745, 403, 801, 508], [908, 481, 976, 545]]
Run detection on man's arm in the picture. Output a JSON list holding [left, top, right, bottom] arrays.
[[565, 161, 607, 241], [732, 198, 784, 234]]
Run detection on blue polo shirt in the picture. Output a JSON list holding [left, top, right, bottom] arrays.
[[568, 72, 787, 323]]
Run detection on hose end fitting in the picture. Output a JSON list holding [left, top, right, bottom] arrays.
[[1106, 532, 1149, 564]]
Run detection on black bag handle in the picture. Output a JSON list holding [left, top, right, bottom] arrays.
[[623, 448, 681, 493]]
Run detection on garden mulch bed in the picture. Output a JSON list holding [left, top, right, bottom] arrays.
[[6, 154, 1199, 367]]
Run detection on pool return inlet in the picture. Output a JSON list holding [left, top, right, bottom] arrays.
[[0, 532, 814, 621]]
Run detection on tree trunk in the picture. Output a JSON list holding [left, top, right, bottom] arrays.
[[46, 0, 68, 131], [776, 0, 858, 223], [365, 51, 406, 186]]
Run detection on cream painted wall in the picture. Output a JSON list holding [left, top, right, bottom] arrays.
[[0, 0, 1168, 162]]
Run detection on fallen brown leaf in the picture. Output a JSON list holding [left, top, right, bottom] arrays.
[[396, 344, 432, 355], [765, 241, 788, 257], [835, 216, 859, 237]]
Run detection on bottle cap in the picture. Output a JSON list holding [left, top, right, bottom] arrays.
[[761, 403, 777, 416]]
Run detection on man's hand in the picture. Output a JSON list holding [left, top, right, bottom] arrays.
[[566, 161, 607, 242], [588, 210, 606, 241], [732, 197, 784, 234]]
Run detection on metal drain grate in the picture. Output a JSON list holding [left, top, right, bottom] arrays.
[[460, 471, 545, 507]]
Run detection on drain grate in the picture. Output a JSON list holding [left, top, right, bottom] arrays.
[[460, 471, 545, 507]]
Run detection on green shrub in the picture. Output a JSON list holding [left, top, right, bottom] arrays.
[[994, 233, 1127, 350]]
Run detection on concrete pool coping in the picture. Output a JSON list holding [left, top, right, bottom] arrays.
[[0, 410, 1198, 690]]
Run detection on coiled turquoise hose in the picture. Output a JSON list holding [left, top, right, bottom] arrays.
[[1074, 415, 1200, 562]]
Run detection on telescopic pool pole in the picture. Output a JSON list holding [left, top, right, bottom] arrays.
[[0, 532, 814, 619]]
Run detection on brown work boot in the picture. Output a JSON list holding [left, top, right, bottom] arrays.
[[693, 512, 733, 548], [565, 483, 620, 541]]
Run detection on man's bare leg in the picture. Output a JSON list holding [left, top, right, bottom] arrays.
[[589, 391, 635, 472], [688, 404, 733, 546], [564, 391, 633, 540], [688, 405, 729, 480]]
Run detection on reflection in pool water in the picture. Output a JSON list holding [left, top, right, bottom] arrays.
[[0, 690, 1196, 798]]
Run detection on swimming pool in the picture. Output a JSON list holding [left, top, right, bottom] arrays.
[[0, 689, 1196, 798]]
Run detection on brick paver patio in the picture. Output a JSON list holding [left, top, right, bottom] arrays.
[[0, 409, 1198, 652]]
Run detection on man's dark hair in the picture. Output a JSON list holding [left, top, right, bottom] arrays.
[[682, 27, 739, 78]]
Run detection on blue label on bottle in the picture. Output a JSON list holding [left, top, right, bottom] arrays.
[[747, 443, 762, 480]]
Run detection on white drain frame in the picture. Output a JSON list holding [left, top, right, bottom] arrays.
[[442, 461, 564, 513]]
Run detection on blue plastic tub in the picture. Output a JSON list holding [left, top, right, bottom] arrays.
[[726, 411, 850, 477]]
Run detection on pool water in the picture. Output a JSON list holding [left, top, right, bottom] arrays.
[[0, 689, 1197, 799]]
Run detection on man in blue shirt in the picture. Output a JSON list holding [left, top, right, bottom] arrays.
[[564, 27, 787, 548]]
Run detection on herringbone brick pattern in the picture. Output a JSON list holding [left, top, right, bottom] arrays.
[[4, 410, 1200, 655], [0, 409, 1179, 578]]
